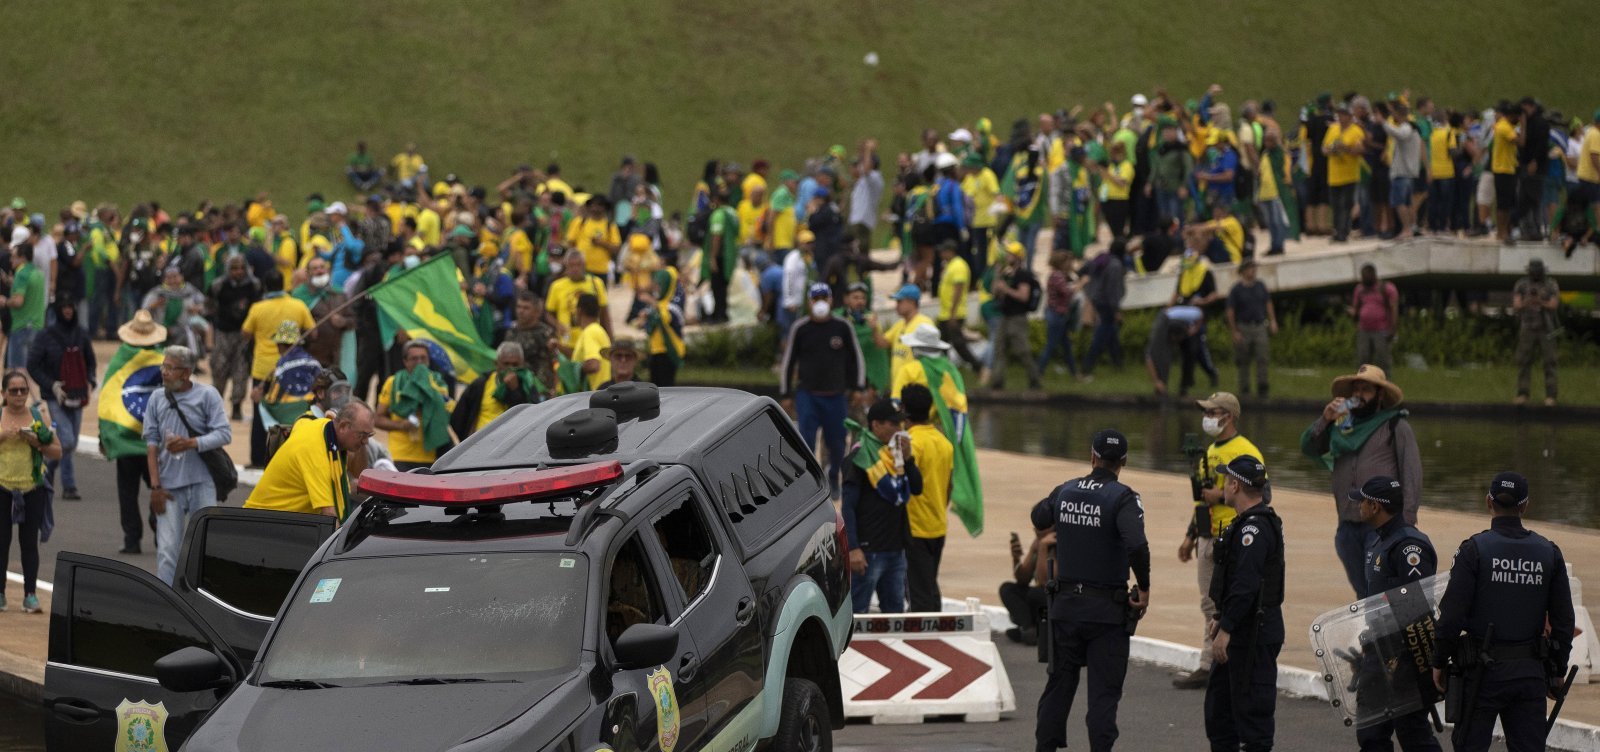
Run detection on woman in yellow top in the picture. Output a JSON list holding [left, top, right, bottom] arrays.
[[737, 185, 767, 248], [0, 370, 61, 614], [1094, 141, 1136, 239], [1322, 105, 1367, 242]]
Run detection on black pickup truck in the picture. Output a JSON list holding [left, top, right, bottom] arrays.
[[41, 385, 852, 751]]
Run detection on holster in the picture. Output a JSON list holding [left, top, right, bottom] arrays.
[[1125, 586, 1144, 636]]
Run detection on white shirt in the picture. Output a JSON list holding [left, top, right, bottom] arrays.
[[31, 235, 56, 297], [781, 249, 810, 310]]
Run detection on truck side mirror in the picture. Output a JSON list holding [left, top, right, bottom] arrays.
[[613, 623, 678, 671], [155, 647, 236, 693]]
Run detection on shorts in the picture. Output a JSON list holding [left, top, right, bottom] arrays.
[[1368, 167, 1390, 206], [1476, 173, 1495, 207], [1493, 173, 1518, 210], [1543, 176, 1565, 207], [1388, 177, 1415, 207]]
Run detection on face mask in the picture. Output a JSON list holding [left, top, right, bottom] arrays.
[[403, 255, 421, 270], [811, 300, 831, 318], [1201, 416, 1224, 437], [548, 261, 564, 276], [310, 273, 331, 288]]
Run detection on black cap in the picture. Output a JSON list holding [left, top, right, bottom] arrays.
[[1488, 471, 1530, 506], [1347, 475, 1403, 509], [1220, 455, 1267, 488], [1091, 429, 1128, 461], [866, 398, 903, 426]]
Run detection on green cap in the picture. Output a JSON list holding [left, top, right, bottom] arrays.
[[248, 226, 267, 243], [778, 169, 799, 182], [450, 224, 476, 238], [828, 144, 846, 158], [9, 197, 24, 210]]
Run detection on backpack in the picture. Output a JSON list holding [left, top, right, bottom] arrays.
[[686, 207, 711, 246], [59, 345, 90, 408], [1024, 270, 1043, 312]]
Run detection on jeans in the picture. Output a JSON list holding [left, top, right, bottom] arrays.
[[155, 478, 216, 585], [1179, 330, 1219, 395], [905, 536, 944, 612], [43, 399, 81, 491], [1428, 178, 1456, 232], [1330, 184, 1357, 241], [5, 326, 36, 369], [1038, 308, 1078, 375], [1082, 303, 1122, 374], [1334, 520, 1374, 599], [850, 549, 907, 614], [795, 390, 847, 498], [1155, 189, 1184, 225], [1017, 223, 1042, 271], [1357, 181, 1375, 236], [89, 268, 120, 338], [1258, 199, 1287, 253]]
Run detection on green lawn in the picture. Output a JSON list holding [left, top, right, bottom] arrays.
[[3, 1, 1592, 215], [679, 363, 1598, 407]]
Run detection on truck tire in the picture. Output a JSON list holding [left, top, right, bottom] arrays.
[[773, 677, 831, 752]]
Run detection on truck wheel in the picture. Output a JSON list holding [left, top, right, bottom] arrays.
[[774, 677, 831, 752]]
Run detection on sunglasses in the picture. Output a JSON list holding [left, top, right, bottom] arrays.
[[5, 387, 28, 395]]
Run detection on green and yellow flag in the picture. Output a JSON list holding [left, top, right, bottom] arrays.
[[97, 344, 165, 459], [369, 254, 496, 382], [919, 356, 983, 536]]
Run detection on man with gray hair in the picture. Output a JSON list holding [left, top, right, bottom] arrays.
[[143, 345, 231, 584], [248, 399, 378, 521], [450, 340, 539, 440]]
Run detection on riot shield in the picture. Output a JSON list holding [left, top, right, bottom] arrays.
[[1309, 574, 1449, 728]]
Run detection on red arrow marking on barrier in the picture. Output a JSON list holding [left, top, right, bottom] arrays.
[[905, 639, 992, 700], [850, 641, 932, 701]]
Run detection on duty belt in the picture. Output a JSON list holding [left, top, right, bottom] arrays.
[[1059, 581, 1127, 601], [1486, 641, 1544, 662]]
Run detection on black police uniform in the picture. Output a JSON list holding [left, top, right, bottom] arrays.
[[1204, 502, 1284, 752], [1432, 516, 1575, 752], [1356, 514, 1441, 751], [1030, 465, 1150, 752]]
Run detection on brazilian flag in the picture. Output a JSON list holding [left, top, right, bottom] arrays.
[[917, 356, 983, 536], [97, 344, 164, 459], [554, 352, 584, 395], [369, 253, 496, 382], [260, 345, 320, 426]]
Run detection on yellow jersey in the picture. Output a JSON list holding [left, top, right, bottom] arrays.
[[572, 322, 611, 391], [882, 314, 934, 378], [1491, 119, 1519, 175], [1197, 433, 1265, 537], [906, 422, 954, 540], [378, 372, 454, 465], [245, 418, 348, 518]]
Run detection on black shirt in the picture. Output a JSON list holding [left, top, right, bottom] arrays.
[[1031, 467, 1150, 623], [778, 315, 864, 396], [1210, 504, 1285, 644], [1226, 279, 1271, 325], [1432, 516, 1575, 680], [209, 276, 263, 333], [54, 240, 86, 304], [998, 268, 1038, 316]]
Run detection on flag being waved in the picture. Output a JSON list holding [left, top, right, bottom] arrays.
[[368, 254, 496, 382]]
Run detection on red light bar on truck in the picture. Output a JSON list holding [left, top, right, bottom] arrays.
[[356, 462, 623, 506]]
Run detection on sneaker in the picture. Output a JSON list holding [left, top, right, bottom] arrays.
[[1172, 668, 1210, 689], [1544, 397, 1557, 407], [231, 405, 244, 422], [22, 594, 40, 613], [118, 544, 141, 555], [1513, 395, 1529, 406], [62, 488, 80, 501]]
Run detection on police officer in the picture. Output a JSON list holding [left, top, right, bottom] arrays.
[[1030, 429, 1150, 752], [1352, 475, 1440, 751], [1204, 455, 1283, 752], [1431, 472, 1575, 752]]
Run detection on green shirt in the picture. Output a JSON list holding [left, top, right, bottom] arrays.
[[348, 151, 374, 170], [702, 206, 739, 281], [12, 264, 45, 329]]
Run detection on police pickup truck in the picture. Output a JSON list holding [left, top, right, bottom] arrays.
[[42, 385, 852, 752]]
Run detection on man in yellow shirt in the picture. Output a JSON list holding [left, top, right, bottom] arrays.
[[1094, 141, 1136, 239], [960, 153, 1000, 273], [1322, 103, 1366, 242], [1201, 203, 1245, 264], [391, 143, 425, 183], [878, 284, 934, 378], [376, 341, 455, 470], [1490, 104, 1524, 243], [1172, 391, 1266, 689], [901, 384, 953, 612], [239, 290, 316, 465], [268, 215, 299, 291], [565, 198, 621, 278], [415, 200, 443, 247], [569, 294, 611, 391], [545, 249, 611, 348], [244, 402, 374, 520], [934, 241, 979, 366], [737, 185, 767, 248], [1579, 111, 1600, 238], [448, 341, 539, 439]]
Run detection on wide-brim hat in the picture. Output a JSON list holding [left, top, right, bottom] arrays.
[[118, 309, 167, 347], [1331, 364, 1404, 408], [601, 339, 640, 359], [899, 322, 950, 352]]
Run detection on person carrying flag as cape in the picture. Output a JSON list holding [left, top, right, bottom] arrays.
[[630, 256, 686, 387], [891, 322, 983, 537], [254, 320, 321, 440], [98, 309, 166, 554]]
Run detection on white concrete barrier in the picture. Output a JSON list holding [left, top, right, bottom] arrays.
[[841, 601, 1015, 724]]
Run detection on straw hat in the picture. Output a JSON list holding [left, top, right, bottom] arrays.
[[1331, 364, 1404, 408], [118, 310, 167, 347]]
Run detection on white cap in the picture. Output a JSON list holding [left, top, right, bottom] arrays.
[[326, 201, 348, 215], [934, 152, 960, 170], [9, 226, 29, 247], [947, 128, 973, 143], [1131, 93, 1149, 107]]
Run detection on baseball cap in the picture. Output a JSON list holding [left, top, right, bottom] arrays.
[[1220, 455, 1268, 488], [808, 282, 832, 299], [1347, 475, 1404, 510], [866, 398, 903, 426], [1091, 429, 1128, 461], [326, 201, 348, 215], [1131, 93, 1149, 107], [891, 283, 922, 302], [1488, 471, 1529, 506], [813, 187, 831, 201], [1196, 392, 1241, 418]]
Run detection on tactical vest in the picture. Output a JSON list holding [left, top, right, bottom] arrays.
[[1366, 523, 1433, 596], [1467, 529, 1555, 645], [1051, 474, 1135, 588], [1210, 505, 1285, 613]]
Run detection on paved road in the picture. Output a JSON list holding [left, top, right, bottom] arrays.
[[6, 450, 161, 582]]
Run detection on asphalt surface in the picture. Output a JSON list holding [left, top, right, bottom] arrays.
[[11, 455, 1495, 751]]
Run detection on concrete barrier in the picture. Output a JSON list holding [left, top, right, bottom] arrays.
[[841, 600, 1016, 724]]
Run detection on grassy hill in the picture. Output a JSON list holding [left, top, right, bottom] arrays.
[[4, 0, 1589, 216]]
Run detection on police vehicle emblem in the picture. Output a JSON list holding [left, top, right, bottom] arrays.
[[114, 698, 169, 752], [647, 667, 680, 752]]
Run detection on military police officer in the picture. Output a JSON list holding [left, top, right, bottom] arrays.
[[1031, 429, 1150, 752], [1204, 455, 1283, 752], [1352, 475, 1441, 751], [1431, 472, 1576, 752]]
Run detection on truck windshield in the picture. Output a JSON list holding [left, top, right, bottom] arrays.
[[260, 553, 586, 686]]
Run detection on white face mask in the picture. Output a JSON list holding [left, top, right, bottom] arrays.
[[1201, 415, 1225, 437], [548, 261, 564, 276], [810, 300, 831, 319], [403, 255, 421, 270], [310, 273, 331, 288]]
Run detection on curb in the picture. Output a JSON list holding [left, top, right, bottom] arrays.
[[945, 598, 1600, 750]]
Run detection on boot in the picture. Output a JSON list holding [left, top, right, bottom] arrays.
[[1172, 667, 1210, 689]]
